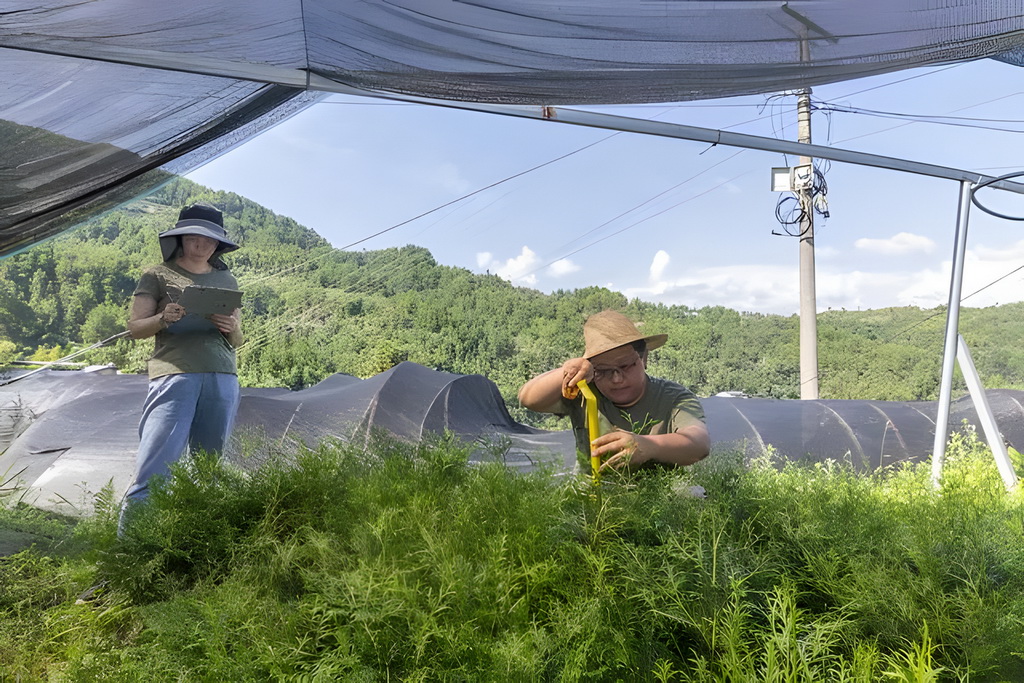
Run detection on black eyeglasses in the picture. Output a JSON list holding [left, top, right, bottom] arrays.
[[592, 356, 641, 381]]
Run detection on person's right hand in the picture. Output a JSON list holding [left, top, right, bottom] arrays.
[[161, 303, 185, 325], [560, 357, 594, 398]]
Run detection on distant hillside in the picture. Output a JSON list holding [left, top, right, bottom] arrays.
[[3, 177, 1023, 423]]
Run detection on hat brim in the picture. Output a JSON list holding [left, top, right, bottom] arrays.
[[584, 333, 667, 359]]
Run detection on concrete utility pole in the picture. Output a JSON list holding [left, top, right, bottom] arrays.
[[797, 88, 819, 399]]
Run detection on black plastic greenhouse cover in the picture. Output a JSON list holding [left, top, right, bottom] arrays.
[[2, 363, 1020, 514]]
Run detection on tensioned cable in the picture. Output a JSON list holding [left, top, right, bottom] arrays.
[[826, 91, 1024, 146], [813, 83, 1024, 343], [235, 104, 715, 293], [237, 250, 443, 356], [820, 102, 1024, 125], [833, 63, 961, 99], [816, 101, 1024, 134], [238, 66, 975, 296], [505, 69, 993, 280], [242, 62, 974, 294], [238, 133, 619, 288], [798, 259, 1024, 388], [0, 331, 129, 387], [521, 168, 754, 280], [529, 108, 782, 262], [881, 263, 1024, 344], [544, 148, 748, 258]]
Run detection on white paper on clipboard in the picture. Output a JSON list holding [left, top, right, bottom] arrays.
[[176, 286, 242, 317]]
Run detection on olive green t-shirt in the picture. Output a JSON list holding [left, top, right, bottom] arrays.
[[558, 375, 706, 468], [134, 262, 239, 379]]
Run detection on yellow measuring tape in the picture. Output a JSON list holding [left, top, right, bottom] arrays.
[[576, 379, 601, 484]]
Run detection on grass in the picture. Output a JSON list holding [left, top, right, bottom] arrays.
[[1, 427, 1023, 681]]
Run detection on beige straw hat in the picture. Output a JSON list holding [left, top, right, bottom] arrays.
[[582, 310, 668, 359]]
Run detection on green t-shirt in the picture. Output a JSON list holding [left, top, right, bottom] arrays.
[[558, 375, 706, 468], [134, 262, 239, 379]]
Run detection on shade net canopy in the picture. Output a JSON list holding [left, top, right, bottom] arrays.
[[2, 362, 1021, 515], [3, 1, 1024, 257]]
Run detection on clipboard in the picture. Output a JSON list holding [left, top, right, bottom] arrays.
[[177, 285, 242, 317]]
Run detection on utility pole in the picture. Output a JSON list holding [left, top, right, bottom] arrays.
[[797, 88, 819, 399], [776, 4, 832, 399]]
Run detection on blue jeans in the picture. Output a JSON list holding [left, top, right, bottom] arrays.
[[121, 372, 240, 515]]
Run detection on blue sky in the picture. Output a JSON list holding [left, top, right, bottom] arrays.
[[187, 58, 1024, 316]]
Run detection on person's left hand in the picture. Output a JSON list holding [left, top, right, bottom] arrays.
[[591, 429, 647, 470], [209, 310, 240, 335]]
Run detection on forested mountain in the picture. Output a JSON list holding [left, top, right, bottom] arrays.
[[3, 178, 1023, 424]]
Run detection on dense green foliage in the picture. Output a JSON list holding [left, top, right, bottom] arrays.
[[4, 177, 1023, 420], [6, 179, 1024, 680], [2, 429, 1023, 680]]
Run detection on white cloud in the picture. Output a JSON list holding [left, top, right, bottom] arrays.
[[547, 258, 580, 277], [854, 232, 936, 255], [478, 246, 539, 285], [649, 250, 670, 281], [973, 239, 1024, 262], [623, 263, 801, 314], [616, 243, 1024, 314]]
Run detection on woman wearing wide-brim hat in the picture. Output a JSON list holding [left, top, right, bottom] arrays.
[[119, 203, 243, 533], [518, 309, 709, 472]]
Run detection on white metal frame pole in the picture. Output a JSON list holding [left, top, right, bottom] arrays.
[[931, 180, 973, 489], [956, 335, 1019, 491]]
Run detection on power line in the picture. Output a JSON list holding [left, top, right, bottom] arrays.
[[833, 63, 961, 99], [826, 90, 1024, 146], [815, 101, 1024, 134], [882, 263, 1024, 344], [546, 149, 748, 257], [241, 134, 618, 288], [522, 167, 755, 279]]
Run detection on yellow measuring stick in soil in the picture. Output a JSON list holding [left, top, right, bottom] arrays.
[[576, 379, 602, 484]]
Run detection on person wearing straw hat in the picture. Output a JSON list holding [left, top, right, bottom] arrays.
[[519, 309, 709, 471], [118, 203, 243, 532]]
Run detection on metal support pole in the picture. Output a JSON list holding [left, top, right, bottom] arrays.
[[956, 335, 1019, 491], [797, 89, 818, 399], [931, 180, 973, 488]]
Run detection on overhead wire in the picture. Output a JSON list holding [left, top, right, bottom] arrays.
[[305, 66, 1023, 379], [824, 91, 1024, 146], [482, 66, 992, 283], [834, 63, 961, 99], [236, 248, 454, 360], [229, 113, 630, 355], [514, 101, 796, 272], [239, 132, 620, 289], [185, 67, 1024, 357], [521, 166, 755, 279], [816, 101, 1024, 133], [0, 331, 129, 387], [201, 126, 623, 358], [544, 148, 748, 257], [881, 263, 1024, 344], [251, 74, 984, 295], [21, 64, 1017, 381], [816, 65, 1024, 345]]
